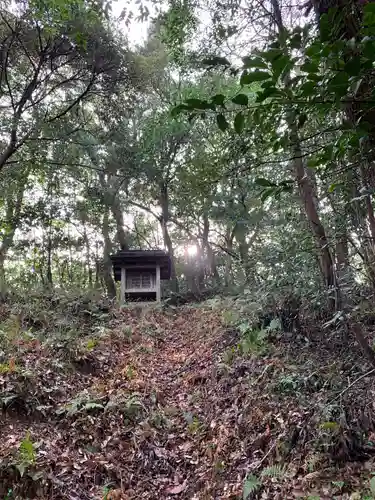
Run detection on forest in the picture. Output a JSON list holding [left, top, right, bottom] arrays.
[[2, 0, 375, 498]]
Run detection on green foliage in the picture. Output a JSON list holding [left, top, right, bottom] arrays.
[[16, 432, 36, 477], [237, 321, 269, 355], [232, 94, 249, 106], [216, 113, 229, 131], [234, 112, 245, 134], [159, 0, 198, 65], [85, 338, 98, 351], [56, 392, 105, 417], [260, 464, 285, 478], [0, 361, 17, 374], [276, 374, 300, 394], [187, 415, 203, 434], [243, 465, 286, 498], [3, 2, 375, 495], [370, 475, 375, 495], [222, 346, 237, 364], [243, 474, 261, 499]]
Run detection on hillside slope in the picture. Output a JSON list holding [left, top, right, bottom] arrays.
[[1, 300, 375, 499]]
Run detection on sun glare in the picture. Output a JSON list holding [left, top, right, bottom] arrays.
[[187, 245, 198, 256]]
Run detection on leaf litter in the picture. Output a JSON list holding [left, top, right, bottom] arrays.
[[1, 301, 375, 498]]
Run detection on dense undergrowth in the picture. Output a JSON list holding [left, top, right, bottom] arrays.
[[1, 291, 375, 499]]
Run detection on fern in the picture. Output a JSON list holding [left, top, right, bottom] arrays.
[[19, 432, 36, 465], [86, 338, 98, 351], [243, 474, 261, 499], [260, 464, 285, 478], [16, 431, 36, 477]]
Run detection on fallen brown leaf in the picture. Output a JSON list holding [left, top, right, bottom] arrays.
[[165, 481, 187, 495]]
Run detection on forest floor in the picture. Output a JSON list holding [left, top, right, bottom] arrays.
[[1, 297, 375, 499]]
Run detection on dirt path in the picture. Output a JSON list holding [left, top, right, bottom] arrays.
[[1, 306, 246, 499], [2, 305, 373, 499]]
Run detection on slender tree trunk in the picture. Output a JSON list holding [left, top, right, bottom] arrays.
[[293, 130, 335, 292], [350, 177, 375, 286], [233, 223, 250, 284], [0, 255, 6, 300], [111, 196, 130, 251], [102, 208, 116, 299], [94, 241, 101, 289], [224, 227, 234, 288], [159, 182, 178, 293], [272, 0, 335, 307], [358, 162, 375, 285], [0, 173, 28, 297], [99, 172, 130, 252], [202, 214, 220, 285], [84, 230, 93, 288], [46, 225, 53, 287]]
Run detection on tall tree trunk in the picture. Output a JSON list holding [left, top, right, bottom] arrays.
[[94, 241, 100, 288], [102, 208, 116, 299], [224, 227, 234, 288], [111, 195, 130, 251], [292, 129, 335, 293], [84, 230, 93, 288], [159, 182, 178, 293], [272, 0, 335, 307], [202, 213, 220, 286], [0, 172, 28, 297], [99, 172, 130, 252], [349, 176, 375, 286], [46, 230, 53, 287]]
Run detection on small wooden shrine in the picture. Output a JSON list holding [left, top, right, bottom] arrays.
[[110, 250, 171, 303]]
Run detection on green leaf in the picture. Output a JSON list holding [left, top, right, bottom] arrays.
[[254, 178, 275, 187], [202, 56, 231, 67], [16, 463, 26, 478], [261, 48, 283, 62], [319, 13, 331, 42], [171, 104, 190, 117], [240, 71, 271, 85], [256, 86, 280, 102], [305, 43, 321, 58], [344, 58, 361, 77], [370, 475, 375, 495], [240, 70, 249, 86], [261, 187, 275, 202], [216, 114, 229, 132], [234, 112, 245, 134], [243, 474, 261, 499], [365, 3, 375, 15], [328, 183, 343, 193], [211, 94, 225, 106], [307, 73, 321, 82], [260, 464, 285, 478], [364, 3, 375, 29], [290, 33, 302, 50], [185, 98, 213, 110], [300, 81, 317, 97], [82, 402, 105, 411], [328, 72, 349, 97], [320, 421, 339, 431], [297, 113, 308, 129], [242, 56, 267, 69], [301, 60, 319, 73], [232, 94, 249, 106], [331, 481, 345, 489], [271, 54, 291, 79]]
